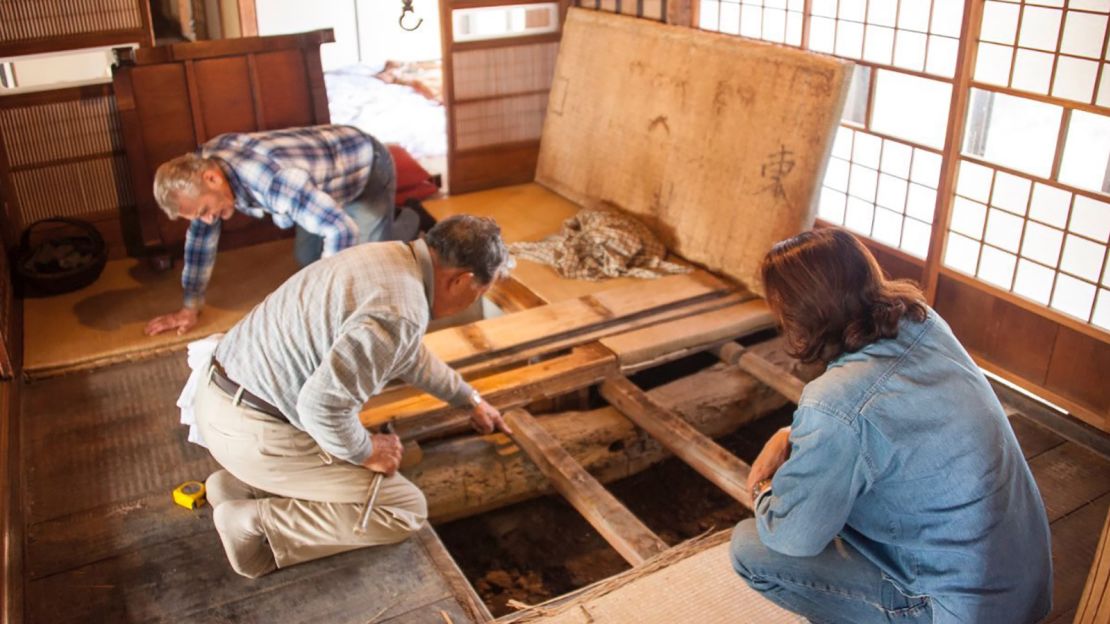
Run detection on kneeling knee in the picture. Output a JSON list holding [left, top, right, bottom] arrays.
[[730, 518, 764, 583]]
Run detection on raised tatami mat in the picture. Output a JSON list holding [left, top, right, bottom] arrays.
[[23, 238, 299, 378], [508, 533, 803, 624], [425, 183, 709, 304]]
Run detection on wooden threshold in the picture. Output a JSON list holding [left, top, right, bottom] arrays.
[[505, 408, 669, 566], [600, 375, 755, 510]]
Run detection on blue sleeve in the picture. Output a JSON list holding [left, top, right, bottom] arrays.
[[181, 219, 222, 308], [756, 404, 871, 557]]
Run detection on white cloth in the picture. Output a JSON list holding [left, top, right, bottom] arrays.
[[177, 333, 224, 447]]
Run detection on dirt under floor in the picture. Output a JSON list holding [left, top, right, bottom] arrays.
[[436, 407, 794, 617]]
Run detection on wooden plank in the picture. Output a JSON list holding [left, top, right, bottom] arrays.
[[1, 380, 22, 624], [414, 526, 494, 623], [1007, 414, 1065, 462], [24, 492, 214, 581], [361, 343, 619, 437], [1075, 504, 1110, 624], [452, 289, 745, 378], [1029, 444, 1110, 524], [714, 342, 804, 404], [1045, 327, 1110, 425], [1046, 495, 1110, 624], [599, 298, 774, 371], [599, 376, 753, 508], [451, 141, 541, 195], [486, 274, 548, 312], [23, 531, 460, 624], [425, 271, 728, 369], [504, 408, 668, 566]]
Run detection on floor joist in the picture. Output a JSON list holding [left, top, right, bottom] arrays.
[[505, 408, 669, 567], [714, 342, 804, 404], [600, 375, 755, 510]]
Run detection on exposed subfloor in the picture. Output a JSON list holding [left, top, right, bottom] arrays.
[[14, 351, 1110, 623], [17, 352, 486, 624], [438, 390, 1110, 623]]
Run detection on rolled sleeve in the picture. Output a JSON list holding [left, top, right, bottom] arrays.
[[756, 405, 870, 557]]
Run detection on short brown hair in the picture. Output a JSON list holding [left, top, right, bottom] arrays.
[[761, 228, 927, 364]]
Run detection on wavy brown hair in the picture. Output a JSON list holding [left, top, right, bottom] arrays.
[[761, 228, 928, 364]]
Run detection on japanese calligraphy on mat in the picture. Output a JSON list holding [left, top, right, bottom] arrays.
[[536, 9, 852, 296]]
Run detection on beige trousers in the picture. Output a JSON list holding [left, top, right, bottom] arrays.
[[195, 372, 427, 571]]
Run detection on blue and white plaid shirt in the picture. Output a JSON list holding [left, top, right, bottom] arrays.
[[182, 125, 375, 308]]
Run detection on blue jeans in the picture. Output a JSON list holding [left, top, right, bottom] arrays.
[[730, 519, 932, 624], [293, 136, 419, 267]]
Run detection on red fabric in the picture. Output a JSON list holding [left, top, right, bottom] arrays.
[[388, 144, 439, 203]]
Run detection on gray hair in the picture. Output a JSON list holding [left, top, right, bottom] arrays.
[[153, 153, 213, 218], [425, 215, 512, 284]]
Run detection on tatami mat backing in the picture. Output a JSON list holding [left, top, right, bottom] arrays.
[[23, 238, 299, 378], [534, 541, 803, 624]]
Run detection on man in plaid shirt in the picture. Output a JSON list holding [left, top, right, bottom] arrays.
[[145, 125, 420, 336]]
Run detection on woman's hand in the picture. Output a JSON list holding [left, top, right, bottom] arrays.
[[747, 426, 792, 493]]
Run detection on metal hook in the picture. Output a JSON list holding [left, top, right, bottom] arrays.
[[399, 0, 423, 31]]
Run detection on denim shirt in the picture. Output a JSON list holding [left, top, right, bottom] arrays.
[[755, 308, 1052, 623]]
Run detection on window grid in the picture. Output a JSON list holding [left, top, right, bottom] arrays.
[[976, 1, 1110, 108], [698, 0, 805, 45], [946, 159, 1110, 327], [818, 127, 941, 258], [695, 0, 1110, 335]]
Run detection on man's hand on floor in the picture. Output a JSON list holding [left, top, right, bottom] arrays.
[[145, 307, 200, 336]]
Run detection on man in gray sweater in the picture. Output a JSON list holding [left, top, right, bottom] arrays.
[[194, 215, 512, 578]]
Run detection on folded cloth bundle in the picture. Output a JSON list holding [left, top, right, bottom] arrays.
[[176, 333, 224, 448], [509, 204, 690, 281]]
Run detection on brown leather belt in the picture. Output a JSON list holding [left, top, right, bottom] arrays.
[[209, 359, 288, 422]]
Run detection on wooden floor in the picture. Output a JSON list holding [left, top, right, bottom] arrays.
[[17, 352, 488, 624], [1000, 387, 1110, 624], [13, 349, 1109, 622]]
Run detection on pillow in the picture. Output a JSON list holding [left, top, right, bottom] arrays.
[[388, 144, 439, 203]]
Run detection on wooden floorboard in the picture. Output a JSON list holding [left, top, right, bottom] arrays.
[[1009, 414, 1067, 461], [19, 353, 483, 623], [1029, 442, 1110, 523], [1045, 494, 1110, 624]]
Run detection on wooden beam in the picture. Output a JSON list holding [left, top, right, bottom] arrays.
[[426, 272, 730, 369], [361, 343, 619, 439], [505, 408, 669, 566], [713, 342, 804, 404], [453, 288, 745, 380], [599, 298, 774, 372], [600, 376, 754, 509]]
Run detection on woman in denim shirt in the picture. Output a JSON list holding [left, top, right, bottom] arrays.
[[730, 228, 1052, 623]]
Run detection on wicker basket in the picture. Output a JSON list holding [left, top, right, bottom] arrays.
[[15, 218, 108, 297]]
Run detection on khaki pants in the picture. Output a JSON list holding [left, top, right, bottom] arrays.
[[195, 372, 427, 570]]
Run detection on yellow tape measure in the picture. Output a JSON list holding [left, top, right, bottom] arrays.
[[173, 480, 207, 510]]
